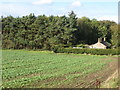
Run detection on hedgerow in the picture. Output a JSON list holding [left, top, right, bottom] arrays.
[[53, 48, 120, 55]]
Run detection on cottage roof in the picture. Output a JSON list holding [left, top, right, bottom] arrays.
[[102, 41, 111, 47], [89, 38, 111, 48], [91, 42, 106, 48]]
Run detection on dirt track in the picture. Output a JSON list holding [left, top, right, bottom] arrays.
[[83, 56, 118, 88], [101, 70, 118, 88]]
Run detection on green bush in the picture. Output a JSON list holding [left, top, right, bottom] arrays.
[[76, 44, 85, 47], [2, 40, 15, 49], [53, 48, 119, 55]]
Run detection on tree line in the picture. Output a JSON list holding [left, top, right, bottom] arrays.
[[1, 11, 119, 50]]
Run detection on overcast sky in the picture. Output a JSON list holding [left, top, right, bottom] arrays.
[[0, 0, 119, 22]]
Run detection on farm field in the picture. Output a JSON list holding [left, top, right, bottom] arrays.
[[2, 50, 118, 88]]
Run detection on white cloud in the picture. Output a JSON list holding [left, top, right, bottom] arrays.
[[71, 0, 81, 7], [32, 0, 53, 5], [0, 3, 33, 17], [97, 16, 118, 23]]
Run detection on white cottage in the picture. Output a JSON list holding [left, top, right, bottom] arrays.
[[89, 38, 111, 49]]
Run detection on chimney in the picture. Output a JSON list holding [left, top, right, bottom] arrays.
[[103, 37, 106, 41], [98, 38, 102, 43]]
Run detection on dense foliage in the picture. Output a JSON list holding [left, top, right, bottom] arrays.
[[54, 48, 120, 55], [1, 11, 119, 50]]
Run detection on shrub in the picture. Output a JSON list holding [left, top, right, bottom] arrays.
[[76, 44, 85, 47], [2, 40, 15, 49]]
